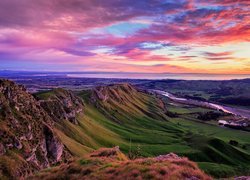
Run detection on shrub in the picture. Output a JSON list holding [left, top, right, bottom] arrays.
[[128, 144, 142, 160], [229, 140, 238, 146]]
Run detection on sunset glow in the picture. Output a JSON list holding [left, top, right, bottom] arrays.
[[0, 0, 249, 74]]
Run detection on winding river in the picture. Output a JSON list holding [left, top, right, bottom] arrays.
[[153, 90, 250, 119]]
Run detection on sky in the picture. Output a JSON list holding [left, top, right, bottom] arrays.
[[0, 0, 249, 74]]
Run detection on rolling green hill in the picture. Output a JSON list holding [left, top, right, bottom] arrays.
[[36, 83, 250, 178]]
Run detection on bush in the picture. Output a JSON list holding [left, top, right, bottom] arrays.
[[165, 111, 178, 118], [242, 145, 247, 150], [128, 144, 142, 160], [229, 140, 238, 146]]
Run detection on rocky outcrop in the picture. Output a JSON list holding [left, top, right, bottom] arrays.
[[37, 88, 84, 124], [0, 143, 5, 155], [156, 152, 182, 160], [0, 79, 71, 179], [43, 125, 64, 162]]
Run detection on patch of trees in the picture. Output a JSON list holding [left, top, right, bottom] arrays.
[[229, 140, 248, 150], [184, 95, 207, 101], [219, 97, 250, 107], [165, 111, 178, 118], [212, 87, 233, 96], [197, 111, 223, 121]]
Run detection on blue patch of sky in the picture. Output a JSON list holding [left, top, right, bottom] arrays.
[[92, 47, 114, 54], [140, 42, 173, 50], [140, 42, 163, 49], [104, 22, 149, 37]]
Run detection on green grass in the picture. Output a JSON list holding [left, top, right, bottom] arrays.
[[198, 162, 236, 178], [55, 110, 126, 156], [55, 128, 93, 156], [169, 118, 250, 151], [166, 104, 211, 114], [35, 90, 56, 100]]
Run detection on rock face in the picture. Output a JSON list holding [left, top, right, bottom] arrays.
[[0, 79, 71, 179], [38, 88, 84, 124], [29, 147, 212, 180]]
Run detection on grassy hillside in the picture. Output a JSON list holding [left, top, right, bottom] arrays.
[[37, 84, 250, 178]]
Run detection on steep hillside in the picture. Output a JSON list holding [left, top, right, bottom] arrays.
[[91, 83, 168, 123], [30, 147, 211, 180], [0, 80, 71, 179], [35, 83, 170, 158], [36, 88, 124, 157]]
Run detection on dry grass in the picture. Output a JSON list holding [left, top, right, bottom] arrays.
[[29, 147, 211, 180]]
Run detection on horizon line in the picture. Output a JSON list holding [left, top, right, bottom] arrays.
[[0, 70, 250, 76]]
